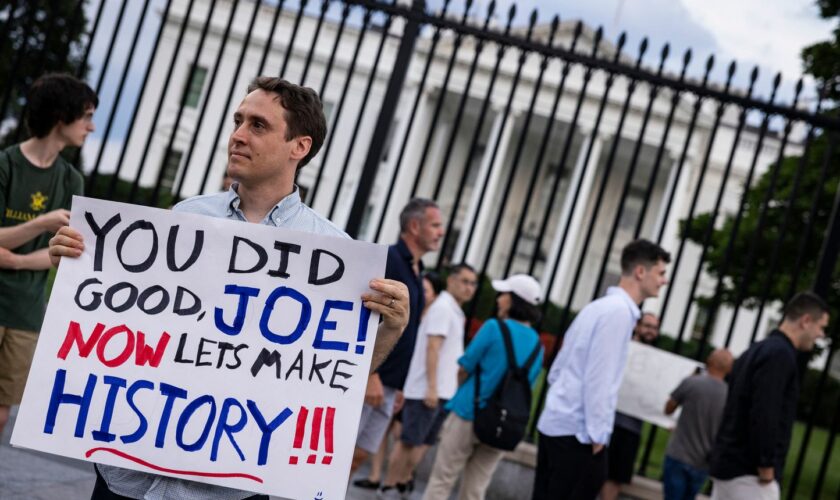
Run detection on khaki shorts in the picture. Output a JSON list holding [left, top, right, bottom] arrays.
[[0, 326, 38, 406]]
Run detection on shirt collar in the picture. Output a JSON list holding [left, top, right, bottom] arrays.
[[396, 237, 424, 274], [606, 286, 641, 321], [226, 183, 302, 225]]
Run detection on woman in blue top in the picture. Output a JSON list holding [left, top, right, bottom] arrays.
[[423, 274, 544, 500]]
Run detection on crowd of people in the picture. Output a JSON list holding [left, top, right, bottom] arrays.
[[0, 73, 831, 500]]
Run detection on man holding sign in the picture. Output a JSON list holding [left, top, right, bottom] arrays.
[[48, 78, 409, 499]]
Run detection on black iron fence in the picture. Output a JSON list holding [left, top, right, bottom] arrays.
[[3, 0, 840, 497]]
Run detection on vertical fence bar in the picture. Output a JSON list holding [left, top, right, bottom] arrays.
[[327, 8, 395, 220], [634, 48, 691, 239], [699, 75, 779, 349], [345, 0, 428, 237], [429, 0, 482, 203], [279, 0, 310, 78], [87, 0, 155, 195], [106, 0, 178, 199], [811, 393, 840, 499], [747, 79, 812, 342], [76, 0, 108, 79], [300, 0, 331, 86], [306, 3, 359, 206], [723, 81, 803, 344], [530, 29, 624, 437], [256, 0, 285, 75], [788, 321, 840, 498], [786, 126, 835, 298], [406, 2, 463, 198], [638, 56, 717, 477], [128, 0, 205, 203], [589, 38, 653, 297], [683, 66, 757, 355], [669, 61, 738, 354], [310, 8, 376, 212], [198, 0, 262, 196], [167, 0, 242, 205], [557, 33, 639, 310], [454, 5, 521, 261], [467, 10, 542, 309], [374, 0, 474, 243], [525, 26, 603, 277], [74, 0, 131, 168], [500, 16, 564, 277]]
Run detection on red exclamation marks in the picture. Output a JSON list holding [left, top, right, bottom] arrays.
[[322, 407, 335, 464], [289, 406, 309, 465], [307, 408, 323, 464], [288, 406, 337, 465]]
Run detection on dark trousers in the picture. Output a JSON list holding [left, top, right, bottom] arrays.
[[532, 433, 607, 500], [91, 465, 269, 500]]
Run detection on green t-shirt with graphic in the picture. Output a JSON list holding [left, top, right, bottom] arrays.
[[0, 145, 84, 332]]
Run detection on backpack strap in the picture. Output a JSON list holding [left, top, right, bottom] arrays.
[[1, 149, 12, 226], [498, 319, 518, 371], [521, 339, 542, 377]]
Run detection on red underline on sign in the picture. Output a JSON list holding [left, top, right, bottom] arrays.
[[85, 447, 264, 484]]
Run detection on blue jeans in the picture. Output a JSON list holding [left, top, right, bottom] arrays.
[[663, 455, 708, 500]]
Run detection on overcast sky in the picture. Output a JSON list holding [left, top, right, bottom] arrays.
[[439, 0, 835, 105]]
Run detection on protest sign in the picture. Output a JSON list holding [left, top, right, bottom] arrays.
[[11, 196, 388, 499], [616, 342, 703, 429]]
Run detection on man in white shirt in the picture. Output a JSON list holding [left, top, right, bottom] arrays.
[[377, 264, 478, 499], [533, 239, 670, 500]]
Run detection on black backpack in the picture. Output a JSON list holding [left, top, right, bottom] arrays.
[[473, 319, 542, 450]]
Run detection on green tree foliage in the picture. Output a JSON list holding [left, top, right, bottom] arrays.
[[682, 1, 840, 319], [0, 1, 90, 139]]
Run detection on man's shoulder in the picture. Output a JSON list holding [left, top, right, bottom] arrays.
[[578, 292, 631, 320], [173, 191, 229, 217], [293, 203, 350, 239]]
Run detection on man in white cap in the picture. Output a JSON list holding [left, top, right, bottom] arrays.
[[533, 239, 670, 500], [423, 273, 544, 500]]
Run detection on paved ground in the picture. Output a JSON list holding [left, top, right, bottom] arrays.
[[0, 406, 427, 500]]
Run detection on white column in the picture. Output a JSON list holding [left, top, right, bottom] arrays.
[[652, 155, 682, 241], [549, 129, 604, 304], [373, 89, 434, 244], [452, 108, 510, 265]]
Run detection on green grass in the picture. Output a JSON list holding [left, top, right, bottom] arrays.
[[635, 421, 840, 499]]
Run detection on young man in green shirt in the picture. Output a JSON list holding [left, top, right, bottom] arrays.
[[0, 73, 97, 436]]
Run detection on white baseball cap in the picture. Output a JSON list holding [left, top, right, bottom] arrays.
[[491, 274, 542, 305]]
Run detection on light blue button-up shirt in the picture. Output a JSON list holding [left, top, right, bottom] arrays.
[[97, 185, 347, 500], [536, 286, 641, 445]]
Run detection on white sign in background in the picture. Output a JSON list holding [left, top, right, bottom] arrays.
[[616, 342, 704, 429], [12, 197, 387, 500]]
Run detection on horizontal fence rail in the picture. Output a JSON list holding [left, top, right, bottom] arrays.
[[2, 0, 840, 497]]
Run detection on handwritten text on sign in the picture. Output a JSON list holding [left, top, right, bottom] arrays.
[[11, 197, 387, 499]]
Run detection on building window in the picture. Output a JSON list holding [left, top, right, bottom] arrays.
[[183, 65, 208, 108], [160, 149, 183, 192]]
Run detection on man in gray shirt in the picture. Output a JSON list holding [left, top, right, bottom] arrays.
[[662, 348, 734, 500]]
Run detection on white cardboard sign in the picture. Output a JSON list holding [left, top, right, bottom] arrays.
[[12, 196, 387, 500], [616, 342, 703, 429]]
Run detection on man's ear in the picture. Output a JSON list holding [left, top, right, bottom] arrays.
[[634, 263, 647, 281], [289, 136, 312, 162]]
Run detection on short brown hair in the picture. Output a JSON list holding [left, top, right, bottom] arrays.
[[620, 239, 671, 274], [27, 73, 98, 138], [247, 77, 326, 168], [783, 292, 829, 322]]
